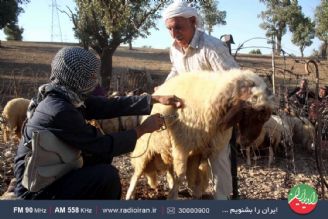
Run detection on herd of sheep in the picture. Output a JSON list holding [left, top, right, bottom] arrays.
[[0, 69, 320, 200]]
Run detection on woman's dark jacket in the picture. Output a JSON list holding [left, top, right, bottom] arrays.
[[14, 91, 152, 197]]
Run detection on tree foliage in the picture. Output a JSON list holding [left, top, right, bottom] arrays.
[[290, 16, 315, 57], [315, 0, 328, 59], [193, 0, 226, 35], [288, 2, 315, 58], [258, 0, 303, 55], [0, 0, 29, 29], [249, 49, 262, 55], [0, 0, 18, 29], [4, 22, 23, 41]]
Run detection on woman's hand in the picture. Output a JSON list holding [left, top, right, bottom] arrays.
[[151, 95, 183, 108], [135, 113, 164, 138]]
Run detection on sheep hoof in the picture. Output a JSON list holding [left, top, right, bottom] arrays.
[[125, 194, 135, 200]]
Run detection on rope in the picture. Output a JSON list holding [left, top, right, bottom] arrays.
[[128, 132, 153, 159], [129, 113, 179, 159]]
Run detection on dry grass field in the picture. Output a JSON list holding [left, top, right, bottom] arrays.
[[0, 41, 327, 200], [1, 41, 327, 105]]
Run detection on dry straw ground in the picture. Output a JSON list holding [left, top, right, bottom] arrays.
[[0, 41, 327, 200]]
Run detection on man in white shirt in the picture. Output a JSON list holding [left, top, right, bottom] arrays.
[[163, 0, 239, 200]]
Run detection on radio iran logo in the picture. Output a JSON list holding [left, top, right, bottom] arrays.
[[288, 184, 318, 215]]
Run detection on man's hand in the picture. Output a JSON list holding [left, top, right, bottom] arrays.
[[135, 113, 164, 138], [151, 95, 183, 108]]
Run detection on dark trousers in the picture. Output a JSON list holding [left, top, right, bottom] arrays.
[[24, 164, 121, 200]]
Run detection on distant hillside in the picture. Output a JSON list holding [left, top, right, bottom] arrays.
[[0, 40, 327, 108]]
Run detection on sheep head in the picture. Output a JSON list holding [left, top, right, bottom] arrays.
[[239, 104, 271, 146], [220, 71, 273, 146]]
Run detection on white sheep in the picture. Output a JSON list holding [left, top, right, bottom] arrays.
[[185, 152, 211, 197], [126, 69, 273, 200], [291, 116, 315, 151], [1, 98, 30, 143], [128, 145, 210, 199], [94, 112, 140, 134], [93, 92, 143, 134]]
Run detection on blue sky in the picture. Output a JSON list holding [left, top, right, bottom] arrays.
[[0, 0, 322, 56]]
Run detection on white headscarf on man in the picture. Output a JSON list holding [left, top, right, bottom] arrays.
[[162, 0, 204, 30]]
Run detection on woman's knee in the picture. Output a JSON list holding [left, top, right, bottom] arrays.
[[92, 164, 120, 184], [99, 165, 121, 199], [84, 164, 121, 199]]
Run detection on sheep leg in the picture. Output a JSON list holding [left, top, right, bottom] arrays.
[[246, 146, 251, 165], [191, 162, 207, 199], [145, 171, 158, 190], [167, 148, 188, 200], [166, 167, 174, 189], [2, 125, 9, 143], [186, 154, 204, 199], [191, 180, 202, 199], [126, 170, 143, 200], [253, 148, 260, 162], [268, 146, 274, 167]]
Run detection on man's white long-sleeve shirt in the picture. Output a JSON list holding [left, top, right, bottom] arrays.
[[166, 30, 239, 81]]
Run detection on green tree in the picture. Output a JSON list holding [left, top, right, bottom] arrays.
[[259, 0, 302, 55], [0, 0, 18, 29], [315, 0, 328, 59], [249, 49, 262, 54], [199, 0, 226, 35], [0, 0, 29, 29], [290, 16, 315, 57], [59, 7, 91, 50], [183, 0, 226, 35], [4, 21, 24, 41]]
